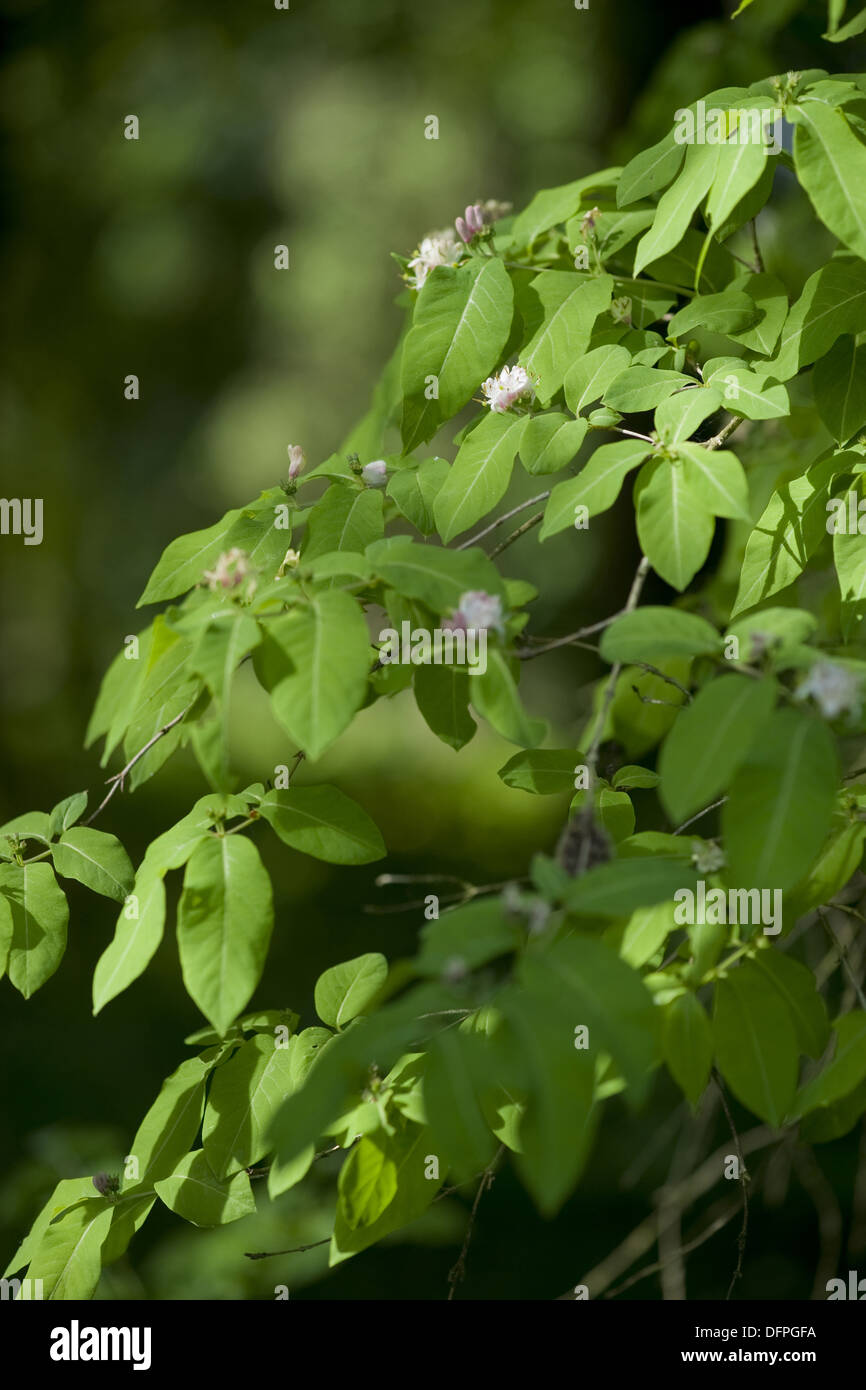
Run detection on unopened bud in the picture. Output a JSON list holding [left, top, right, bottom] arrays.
[[287, 444, 305, 480], [466, 204, 484, 232], [362, 459, 388, 488], [455, 216, 473, 244]]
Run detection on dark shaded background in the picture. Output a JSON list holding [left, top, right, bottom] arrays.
[[2, 0, 864, 1298]]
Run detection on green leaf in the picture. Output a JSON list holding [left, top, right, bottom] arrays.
[[336, 1135, 397, 1228], [723, 709, 839, 890], [793, 101, 866, 263], [422, 1026, 499, 1178], [659, 675, 776, 823], [268, 590, 371, 760], [177, 835, 274, 1035], [663, 993, 713, 1107], [188, 612, 261, 706], [539, 439, 650, 539], [330, 1118, 438, 1263], [47, 792, 88, 840], [521, 272, 614, 403], [750, 951, 830, 1060], [511, 168, 621, 245], [703, 358, 789, 420], [713, 960, 799, 1125], [564, 857, 698, 919], [315, 952, 388, 1030], [705, 130, 768, 233], [154, 1150, 256, 1226], [732, 453, 843, 616], [674, 443, 751, 521], [368, 535, 505, 613], [601, 607, 721, 664], [302, 484, 384, 561], [763, 256, 866, 381], [124, 1053, 213, 1188], [202, 1033, 297, 1179], [612, 764, 660, 790], [386, 457, 450, 534], [727, 272, 788, 356], [633, 142, 719, 277], [433, 412, 526, 542], [498, 747, 581, 794], [790, 1013, 866, 1119], [813, 335, 866, 442], [400, 259, 514, 451], [654, 387, 722, 445], [518, 412, 588, 476], [417, 898, 521, 976], [51, 827, 134, 903], [27, 1199, 113, 1300], [564, 344, 631, 415], [667, 291, 759, 339], [137, 506, 248, 607], [618, 899, 677, 967], [0, 862, 68, 998], [92, 862, 166, 1013], [602, 366, 695, 413], [617, 133, 684, 207], [413, 663, 476, 750], [519, 934, 659, 1097], [256, 786, 385, 865], [497, 984, 595, 1214], [635, 457, 716, 591], [470, 648, 546, 747]]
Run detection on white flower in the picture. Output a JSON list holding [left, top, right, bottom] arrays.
[[286, 444, 305, 480], [481, 364, 535, 413], [796, 662, 862, 720], [202, 548, 256, 597], [452, 590, 505, 636], [362, 459, 388, 487], [691, 840, 726, 874], [407, 230, 463, 290], [277, 548, 301, 576]]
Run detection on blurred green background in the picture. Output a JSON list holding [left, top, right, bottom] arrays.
[[2, 0, 864, 1299]]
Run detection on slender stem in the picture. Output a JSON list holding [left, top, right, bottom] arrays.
[[674, 797, 728, 835], [447, 1146, 505, 1300], [749, 218, 765, 274], [712, 1068, 749, 1300], [488, 509, 544, 558], [244, 1237, 330, 1260], [458, 493, 549, 550], [83, 706, 193, 827]]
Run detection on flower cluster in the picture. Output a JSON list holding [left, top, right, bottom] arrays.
[[445, 590, 505, 637], [202, 547, 257, 599], [796, 662, 862, 720], [407, 230, 463, 290], [481, 364, 535, 413]]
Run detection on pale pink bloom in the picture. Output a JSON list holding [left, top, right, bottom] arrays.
[[796, 662, 862, 720], [362, 459, 388, 487], [202, 548, 256, 596], [481, 364, 535, 413], [407, 231, 463, 290], [449, 590, 505, 637], [287, 444, 305, 480]]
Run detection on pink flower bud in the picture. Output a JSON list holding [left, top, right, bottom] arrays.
[[466, 204, 484, 232], [455, 216, 473, 244], [287, 444, 305, 480]]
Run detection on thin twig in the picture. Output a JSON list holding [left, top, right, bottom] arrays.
[[83, 706, 193, 826], [818, 908, 866, 1011], [712, 1067, 749, 1300], [447, 1146, 505, 1300], [749, 218, 765, 274], [488, 509, 545, 558], [517, 615, 615, 661], [244, 1237, 330, 1260], [673, 798, 728, 835], [458, 493, 550, 550]]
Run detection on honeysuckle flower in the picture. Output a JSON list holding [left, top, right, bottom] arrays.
[[456, 203, 485, 242], [447, 590, 505, 637], [796, 662, 862, 720], [277, 547, 300, 576], [202, 547, 256, 597], [287, 444, 305, 480], [691, 840, 726, 874], [580, 206, 600, 238], [407, 230, 463, 290], [362, 459, 388, 487], [481, 363, 535, 413]]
